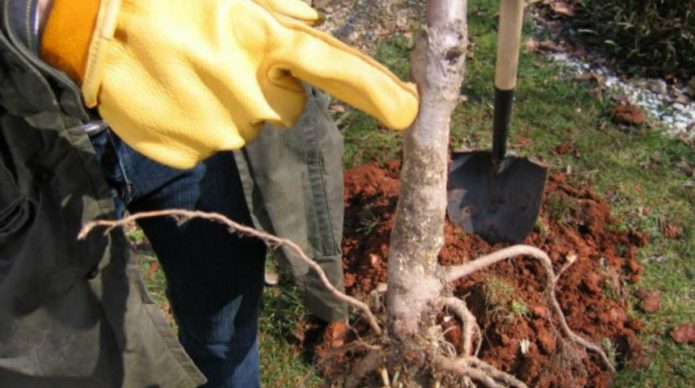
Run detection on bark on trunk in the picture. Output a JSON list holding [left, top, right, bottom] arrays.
[[387, 0, 468, 338]]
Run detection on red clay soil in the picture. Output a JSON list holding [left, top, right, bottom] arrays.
[[670, 325, 695, 344], [338, 161, 646, 387]]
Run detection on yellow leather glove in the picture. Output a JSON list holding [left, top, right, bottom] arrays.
[[41, 0, 419, 169]]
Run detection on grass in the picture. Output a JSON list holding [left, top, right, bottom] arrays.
[[601, 337, 621, 366], [572, 0, 695, 79], [482, 276, 530, 323], [136, 0, 694, 385], [340, 32, 411, 168], [356, 205, 382, 236], [545, 192, 578, 225], [258, 262, 321, 387]]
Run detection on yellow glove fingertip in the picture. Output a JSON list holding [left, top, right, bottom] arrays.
[[370, 82, 419, 130], [256, 0, 321, 25], [391, 83, 420, 130]]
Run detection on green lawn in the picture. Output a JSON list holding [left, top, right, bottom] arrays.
[[140, 0, 695, 385]]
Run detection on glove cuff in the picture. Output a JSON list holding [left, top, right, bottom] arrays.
[[40, 0, 100, 82]]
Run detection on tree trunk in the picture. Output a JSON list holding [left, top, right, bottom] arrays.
[[387, 0, 468, 339]]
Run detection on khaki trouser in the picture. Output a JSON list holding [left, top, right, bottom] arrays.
[[235, 87, 348, 322]]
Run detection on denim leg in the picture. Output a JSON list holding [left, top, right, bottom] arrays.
[[92, 131, 266, 388]]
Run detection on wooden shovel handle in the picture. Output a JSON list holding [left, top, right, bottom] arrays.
[[495, 0, 525, 91]]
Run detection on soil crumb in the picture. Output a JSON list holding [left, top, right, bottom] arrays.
[[333, 161, 646, 387], [670, 325, 695, 344], [637, 289, 662, 314]]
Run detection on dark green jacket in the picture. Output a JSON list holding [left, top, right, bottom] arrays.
[[236, 87, 347, 323], [0, 0, 206, 386], [0, 0, 346, 386]]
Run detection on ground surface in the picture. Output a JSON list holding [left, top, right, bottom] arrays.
[[334, 162, 644, 387]]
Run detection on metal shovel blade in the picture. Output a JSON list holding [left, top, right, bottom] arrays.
[[447, 151, 548, 243]]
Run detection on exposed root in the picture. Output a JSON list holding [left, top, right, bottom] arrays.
[[444, 245, 616, 373], [439, 297, 481, 356], [462, 357, 527, 387], [379, 367, 391, 386], [78, 209, 382, 335], [433, 356, 526, 388], [432, 298, 527, 387], [81, 212, 616, 385]]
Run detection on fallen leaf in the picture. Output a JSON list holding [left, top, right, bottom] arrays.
[[670, 324, 695, 344], [660, 220, 683, 239], [575, 71, 604, 84], [525, 38, 540, 52], [512, 136, 531, 148], [526, 37, 565, 53], [612, 100, 646, 126], [553, 140, 575, 155], [144, 261, 160, 277], [638, 207, 652, 217]]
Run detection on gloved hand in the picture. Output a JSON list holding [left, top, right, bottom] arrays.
[[41, 0, 419, 169]]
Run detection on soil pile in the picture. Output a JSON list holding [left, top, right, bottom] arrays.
[[338, 161, 646, 387]]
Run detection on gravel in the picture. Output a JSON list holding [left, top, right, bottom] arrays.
[[547, 52, 695, 140]]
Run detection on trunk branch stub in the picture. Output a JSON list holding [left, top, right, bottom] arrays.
[[387, 0, 468, 338]]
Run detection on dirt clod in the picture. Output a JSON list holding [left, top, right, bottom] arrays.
[[612, 100, 647, 126], [670, 324, 695, 344], [637, 289, 662, 314]]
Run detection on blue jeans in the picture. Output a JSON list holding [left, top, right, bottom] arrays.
[[91, 129, 266, 388]]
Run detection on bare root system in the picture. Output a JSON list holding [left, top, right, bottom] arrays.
[[80, 211, 615, 387]]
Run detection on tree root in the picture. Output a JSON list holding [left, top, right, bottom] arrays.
[[444, 244, 616, 373], [433, 356, 526, 388], [439, 297, 481, 357], [78, 209, 382, 335], [434, 298, 526, 387], [81, 212, 616, 385]]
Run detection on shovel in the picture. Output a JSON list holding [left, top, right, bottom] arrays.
[[447, 0, 547, 243]]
